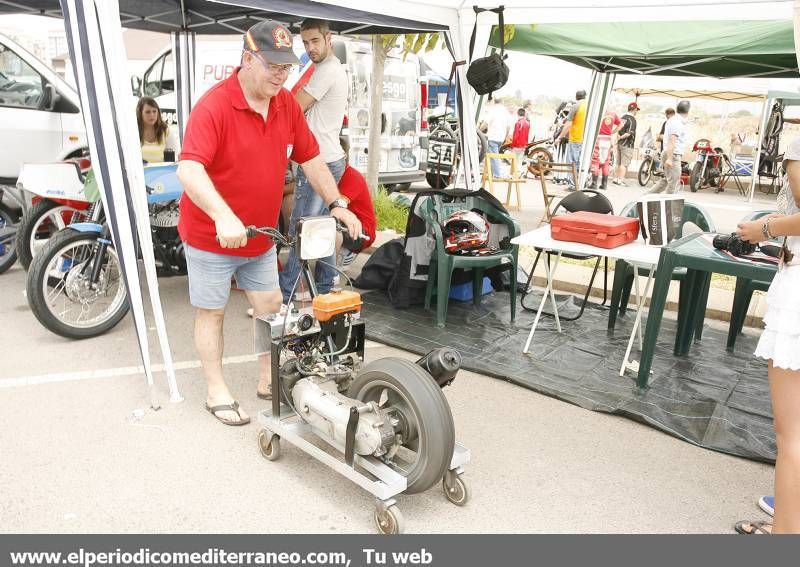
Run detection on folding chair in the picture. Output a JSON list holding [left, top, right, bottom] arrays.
[[528, 161, 577, 224], [481, 152, 525, 210]]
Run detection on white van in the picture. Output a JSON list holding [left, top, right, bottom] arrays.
[[0, 32, 87, 184], [135, 36, 428, 189]]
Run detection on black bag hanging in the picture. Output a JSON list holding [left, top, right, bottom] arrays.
[[466, 6, 509, 98]]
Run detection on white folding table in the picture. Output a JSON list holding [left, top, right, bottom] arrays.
[[511, 226, 662, 376]]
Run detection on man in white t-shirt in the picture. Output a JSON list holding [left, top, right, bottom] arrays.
[[483, 97, 512, 178], [280, 18, 349, 303], [647, 100, 690, 195]]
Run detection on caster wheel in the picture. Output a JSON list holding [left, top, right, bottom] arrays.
[[374, 504, 404, 535], [443, 473, 469, 506], [258, 430, 281, 461]]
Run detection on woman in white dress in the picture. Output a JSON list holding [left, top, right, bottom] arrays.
[[734, 136, 800, 534], [136, 96, 180, 163]]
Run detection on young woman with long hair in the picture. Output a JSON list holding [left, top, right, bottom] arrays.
[[136, 96, 180, 163]]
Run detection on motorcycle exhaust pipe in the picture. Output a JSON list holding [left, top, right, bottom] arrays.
[[416, 347, 461, 388]]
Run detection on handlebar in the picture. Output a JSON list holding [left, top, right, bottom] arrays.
[[225, 221, 369, 246]]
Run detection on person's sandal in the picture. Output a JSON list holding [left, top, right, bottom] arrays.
[[734, 520, 772, 535], [205, 401, 250, 426]]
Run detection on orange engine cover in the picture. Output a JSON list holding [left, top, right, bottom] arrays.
[[312, 290, 363, 322]]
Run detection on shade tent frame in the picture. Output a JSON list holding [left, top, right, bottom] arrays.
[[1, 0, 484, 404], [486, 17, 800, 199]]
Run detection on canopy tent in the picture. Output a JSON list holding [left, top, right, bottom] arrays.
[[489, 20, 799, 79], [1, 0, 448, 34], [1, 0, 481, 407], [488, 16, 800, 192]]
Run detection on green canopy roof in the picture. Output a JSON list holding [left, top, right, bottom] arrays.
[[489, 20, 798, 79]]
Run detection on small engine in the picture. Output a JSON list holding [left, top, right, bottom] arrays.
[[149, 201, 185, 274]]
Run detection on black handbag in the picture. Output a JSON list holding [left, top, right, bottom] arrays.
[[466, 6, 508, 98]]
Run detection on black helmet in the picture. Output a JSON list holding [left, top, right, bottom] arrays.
[[443, 210, 489, 253], [677, 100, 691, 114]]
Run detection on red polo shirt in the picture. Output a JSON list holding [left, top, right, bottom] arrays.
[[338, 166, 376, 251], [179, 67, 319, 256]]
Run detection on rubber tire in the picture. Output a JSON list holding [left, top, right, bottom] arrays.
[[0, 203, 18, 274], [348, 357, 455, 494], [527, 147, 553, 176], [426, 171, 453, 189], [689, 162, 703, 192], [16, 200, 84, 271], [27, 228, 130, 339], [638, 156, 653, 186]]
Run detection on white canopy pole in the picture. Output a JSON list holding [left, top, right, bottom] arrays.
[[580, 71, 616, 190], [171, 30, 196, 143], [63, 0, 181, 406], [749, 97, 772, 202]]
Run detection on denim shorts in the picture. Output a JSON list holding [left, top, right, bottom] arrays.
[[185, 244, 278, 309]]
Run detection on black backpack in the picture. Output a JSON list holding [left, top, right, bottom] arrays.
[[466, 6, 508, 99]]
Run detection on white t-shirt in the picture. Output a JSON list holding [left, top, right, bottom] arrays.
[[485, 104, 511, 143], [303, 53, 348, 163], [663, 114, 687, 156]]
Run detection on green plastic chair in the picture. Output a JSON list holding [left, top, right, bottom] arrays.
[[613, 201, 716, 341], [421, 193, 520, 327], [727, 210, 776, 350]]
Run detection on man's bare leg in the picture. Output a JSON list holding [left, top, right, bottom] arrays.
[[195, 307, 247, 423], [245, 289, 283, 397]]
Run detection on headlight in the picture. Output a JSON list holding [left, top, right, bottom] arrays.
[[297, 216, 336, 260]]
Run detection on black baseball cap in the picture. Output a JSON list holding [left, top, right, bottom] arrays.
[[243, 20, 300, 65]]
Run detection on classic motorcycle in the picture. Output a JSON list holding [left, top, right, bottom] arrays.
[[14, 158, 93, 270], [26, 164, 184, 339], [637, 141, 664, 186], [688, 138, 726, 193], [425, 112, 488, 189]]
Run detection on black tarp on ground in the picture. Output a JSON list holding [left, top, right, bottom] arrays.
[[359, 290, 775, 462]]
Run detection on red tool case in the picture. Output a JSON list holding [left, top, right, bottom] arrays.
[[550, 211, 640, 249]]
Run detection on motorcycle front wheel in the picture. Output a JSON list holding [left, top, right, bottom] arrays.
[[638, 156, 653, 186], [348, 357, 455, 494], [27, 228, 129, 339], [689, 162, 703, 193]]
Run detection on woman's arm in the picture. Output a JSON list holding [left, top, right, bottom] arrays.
[[737, 160, 800, 241]]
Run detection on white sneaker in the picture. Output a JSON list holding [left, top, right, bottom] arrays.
[[246, 307, 254, 318]]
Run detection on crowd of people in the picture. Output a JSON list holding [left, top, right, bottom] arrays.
[[478, 90, 696, 195]]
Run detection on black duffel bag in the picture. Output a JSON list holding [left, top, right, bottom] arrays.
[[466, 6, 508, 98]]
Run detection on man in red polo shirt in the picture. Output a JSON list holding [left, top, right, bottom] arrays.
[[177, 20, 361, 426]]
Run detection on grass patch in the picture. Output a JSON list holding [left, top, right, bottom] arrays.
[[373, 186, 409, 233]]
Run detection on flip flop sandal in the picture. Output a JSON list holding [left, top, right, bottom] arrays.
[[205, 401, 250, 426], [734, 520, 772, 535], [257, 388, 272, 401]]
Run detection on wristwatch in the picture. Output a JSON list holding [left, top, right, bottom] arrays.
[[328, 197, 349, 211], [762, 218, 774, 240]]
